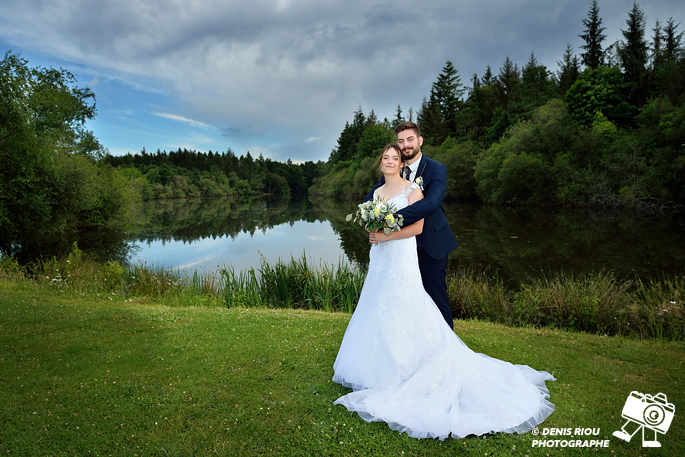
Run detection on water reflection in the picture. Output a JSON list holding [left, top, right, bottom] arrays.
[[5, 225, 135, 267], [9, 195, 684, 283], [316, 200, 684, 283], [444, 204, 685, 283], [128, 195, 349, 271]]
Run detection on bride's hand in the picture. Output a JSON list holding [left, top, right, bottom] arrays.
[[369, 230, 391, 244]]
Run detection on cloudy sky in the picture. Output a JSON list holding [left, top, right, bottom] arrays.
[[2, 0, 683, 163]]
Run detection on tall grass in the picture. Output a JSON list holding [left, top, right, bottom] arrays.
[[448, 267, 684, 340], [3, 244, 684, 340], [0, 252, 25, 280], [511, 271, 632, 335], [123, 261, 185, 298], [31, 243, 123, 294], [629, 275, 685, 340], [447, 266, 509, 323], [221, 255, 365, 313]]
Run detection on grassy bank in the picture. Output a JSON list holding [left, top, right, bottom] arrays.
[[4, 246, 683, 341], [1, 279, 683, 456]]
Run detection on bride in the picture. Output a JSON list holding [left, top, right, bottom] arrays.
[[332, 143, 555, 440]]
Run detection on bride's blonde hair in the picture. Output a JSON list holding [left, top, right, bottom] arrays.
[[376, 143, 405, 175]]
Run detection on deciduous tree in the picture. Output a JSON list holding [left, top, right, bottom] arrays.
[[1, 51, 126, 249]]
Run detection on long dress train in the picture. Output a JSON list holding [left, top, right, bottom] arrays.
[[332, 183, 555, 440]]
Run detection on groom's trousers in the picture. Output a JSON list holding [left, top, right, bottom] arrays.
[[417, 246, 453, 329]]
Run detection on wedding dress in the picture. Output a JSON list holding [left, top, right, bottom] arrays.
[[332, 183, 555, 440]]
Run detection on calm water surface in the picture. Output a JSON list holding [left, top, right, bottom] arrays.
[[131, 196, 685, 283], [18, 195, 685, 283], [134, 219, 346, 272]]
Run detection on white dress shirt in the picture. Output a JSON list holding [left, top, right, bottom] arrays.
[[405, 153, 422, 182]]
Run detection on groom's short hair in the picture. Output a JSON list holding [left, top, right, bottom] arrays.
[[394, 121, 420, 138]]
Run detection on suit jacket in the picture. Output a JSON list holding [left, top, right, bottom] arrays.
[[364, 154, 458, 260]]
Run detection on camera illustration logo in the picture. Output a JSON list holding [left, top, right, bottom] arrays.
[[613, 391, 675, 447]]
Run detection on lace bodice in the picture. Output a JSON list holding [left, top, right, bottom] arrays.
[[373, 182, 419, 211]]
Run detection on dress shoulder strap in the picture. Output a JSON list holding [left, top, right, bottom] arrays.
[[401, 182, 419, 197]]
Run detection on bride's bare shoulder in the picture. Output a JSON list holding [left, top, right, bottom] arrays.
[[374, 184, 388, 198]]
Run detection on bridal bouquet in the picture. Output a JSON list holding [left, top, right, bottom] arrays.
[[346, 196, 404, 235]]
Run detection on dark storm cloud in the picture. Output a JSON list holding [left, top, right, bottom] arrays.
[[1, 0, 683, 162]]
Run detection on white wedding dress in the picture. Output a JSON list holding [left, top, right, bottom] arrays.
[[332, 183, 555, 440]]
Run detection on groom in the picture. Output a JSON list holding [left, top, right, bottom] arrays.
[[364, 121, 459, 329]]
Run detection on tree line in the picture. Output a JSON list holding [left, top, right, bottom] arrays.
[[104, 148, 323, 201], [312, 1, 685, 208]]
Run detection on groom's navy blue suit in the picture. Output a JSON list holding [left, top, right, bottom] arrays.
[[365, 154, 459, 329]]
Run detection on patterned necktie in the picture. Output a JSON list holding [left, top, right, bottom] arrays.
[[404, 166, 412, 180]]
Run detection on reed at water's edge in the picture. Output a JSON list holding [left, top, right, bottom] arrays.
[[448, 267, 684, 341], [220, 254, 363, 313], [1, 244, 682, 340]]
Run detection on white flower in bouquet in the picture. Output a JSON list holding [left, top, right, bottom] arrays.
[[346, 196, 404, 235]]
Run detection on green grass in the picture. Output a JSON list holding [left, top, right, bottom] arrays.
[[1, 279, 683, 456]]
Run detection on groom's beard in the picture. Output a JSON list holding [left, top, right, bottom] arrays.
[[402, 145, 420, 161]]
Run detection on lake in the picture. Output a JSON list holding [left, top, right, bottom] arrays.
[[15, 195, 685, 284]]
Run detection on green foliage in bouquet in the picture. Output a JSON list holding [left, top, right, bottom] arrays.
[[346, 195, 404, 235]]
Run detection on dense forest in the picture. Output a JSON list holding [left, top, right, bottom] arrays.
[[104, 148, 323, 201], [311, 1, 685, 209]]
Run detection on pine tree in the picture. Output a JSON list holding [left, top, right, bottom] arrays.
[[603, 41, 622, 68], [352, 107, 366, 137], [463, 76, 497, 142], [664, 18, 683, 59], [471, 73, 480, 90], [651, 18, 685, 103], [481, 65, 495, 86], [365, 109, 379, 127], [579, 0, 607, 69], [508, 53, 559, 121], [417, 92, 446, 145], [392, 104, 404, 128], [619, 2, 649, 106], [557, 43, 581, 93], [331, 123, 353, 163], [496, 56, 519, 109], [431, 60, 465, 138], [651, 19, 665, 68], [329, 108, 367, 163]]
